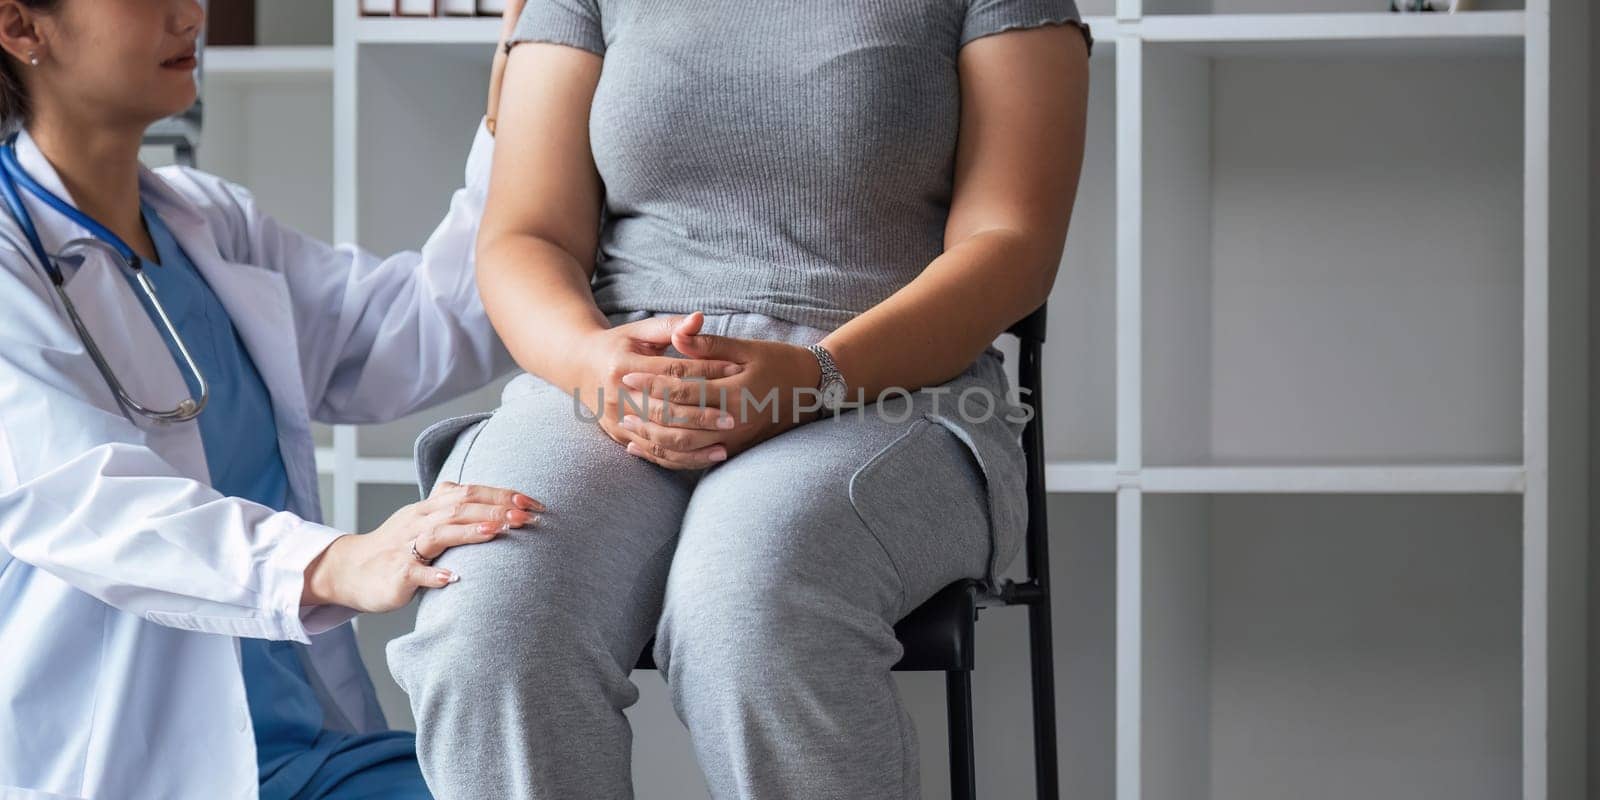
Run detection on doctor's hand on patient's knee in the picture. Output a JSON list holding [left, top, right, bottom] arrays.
[[567, 312, 745, 470], [300, 480, 545, 613]]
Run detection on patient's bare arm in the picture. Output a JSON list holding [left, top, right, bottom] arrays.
[[477, 41, 737, 469]]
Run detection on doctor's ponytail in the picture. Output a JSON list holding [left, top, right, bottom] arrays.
[[0, 0, 63, 133]]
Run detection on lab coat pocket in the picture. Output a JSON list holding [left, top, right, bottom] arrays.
[[847, 417, 994, 620]]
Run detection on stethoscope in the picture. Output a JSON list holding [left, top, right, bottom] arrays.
[[0, 133, 208, 422]]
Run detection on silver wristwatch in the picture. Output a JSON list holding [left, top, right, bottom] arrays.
[[805, 343, 848, 412]]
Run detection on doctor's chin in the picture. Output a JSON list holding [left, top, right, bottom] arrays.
[[3, 1, 1597, 800]]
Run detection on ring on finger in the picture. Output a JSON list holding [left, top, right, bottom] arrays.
[[410, 538, 434, 566]]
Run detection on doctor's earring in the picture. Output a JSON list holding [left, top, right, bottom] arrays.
[[27, 52, 38, 67]]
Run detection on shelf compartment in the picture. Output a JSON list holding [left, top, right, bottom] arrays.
[[971, 493, 1117, 798], [188, 61, 334, 240], [316, 471, 336, 524], [350, 41, 503, 459], [1140, 46, 1524, 469], [313, 422, 335, 449], [1139, 492, 1521, 800], [1020, 38, 1119, 465]]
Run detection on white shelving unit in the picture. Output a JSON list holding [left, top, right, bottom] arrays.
[[351, 14, 503, 43], [205, 45, 334, 78], [314, 1, 1591, 797]]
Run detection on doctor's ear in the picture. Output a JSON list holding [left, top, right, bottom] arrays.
[[0, 1, 53, 69]]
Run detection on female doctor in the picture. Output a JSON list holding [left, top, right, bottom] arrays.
[[0, 0, 542, 797]]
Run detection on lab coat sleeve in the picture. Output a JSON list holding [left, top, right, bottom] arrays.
[[174, 118, 514, 426], [0, 258, 350, 643]]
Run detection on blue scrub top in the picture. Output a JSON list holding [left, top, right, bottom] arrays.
[[131, 202, 427, 800]]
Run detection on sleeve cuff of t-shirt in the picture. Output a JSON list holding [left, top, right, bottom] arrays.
[[960, 4, 1095, 55], [509, 2, 606, 56]]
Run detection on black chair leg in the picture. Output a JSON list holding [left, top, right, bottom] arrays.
[[946, 670, 977, 800], [1028, 600, 1059, 800]]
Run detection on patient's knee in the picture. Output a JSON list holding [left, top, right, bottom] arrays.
[[390, 594, 633, 712]]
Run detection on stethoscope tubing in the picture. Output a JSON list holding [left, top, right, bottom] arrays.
[[0, 133, 209, 422]]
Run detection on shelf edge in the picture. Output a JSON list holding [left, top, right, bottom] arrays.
[[1138, 10, 1525, 43], [1139, 464, 1526, 494], [205, 46, 335, 79]]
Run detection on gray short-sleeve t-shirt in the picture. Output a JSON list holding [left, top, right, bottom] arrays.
[[512, 0, 1091, 332]]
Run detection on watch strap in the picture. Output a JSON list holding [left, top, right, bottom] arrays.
[[805, 343, 848, 412], [806, 343, 842, 390]]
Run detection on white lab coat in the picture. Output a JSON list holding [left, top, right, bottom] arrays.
[[0, 120, 510, 799]]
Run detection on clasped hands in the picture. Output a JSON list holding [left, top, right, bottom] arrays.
[[569, 312, 829, 470]]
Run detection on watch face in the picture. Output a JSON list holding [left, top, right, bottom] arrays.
[[821, 380, 846, 408]]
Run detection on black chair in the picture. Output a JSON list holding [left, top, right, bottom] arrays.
[[636, 303, 1057, 800]]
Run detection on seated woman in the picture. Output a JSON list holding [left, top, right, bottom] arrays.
[[387, 1, 1091, 797]]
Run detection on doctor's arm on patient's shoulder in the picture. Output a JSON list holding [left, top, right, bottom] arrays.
[[156, 122, 512, 427]]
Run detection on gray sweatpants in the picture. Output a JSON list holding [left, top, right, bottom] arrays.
[[387, 310, 1026, 800]]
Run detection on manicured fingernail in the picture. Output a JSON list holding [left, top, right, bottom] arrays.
[[527, 514, 542, 527], [620, 373, 644, 389], [513, 493, 538, 510], [717, 413, 735, 429], [623, 415, 643, 431], [627, 442, 642, 456], [709, 448, 728, 462], [723, 364, 743, 376], [438, 570, 458, 584], [507, 510, 532, 527]]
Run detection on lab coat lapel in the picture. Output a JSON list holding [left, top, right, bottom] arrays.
[[137, 174, 325, 524], [11, 132, 206, 477]]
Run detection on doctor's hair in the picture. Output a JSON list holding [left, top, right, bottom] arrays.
[[0, 0, 63, 132]]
